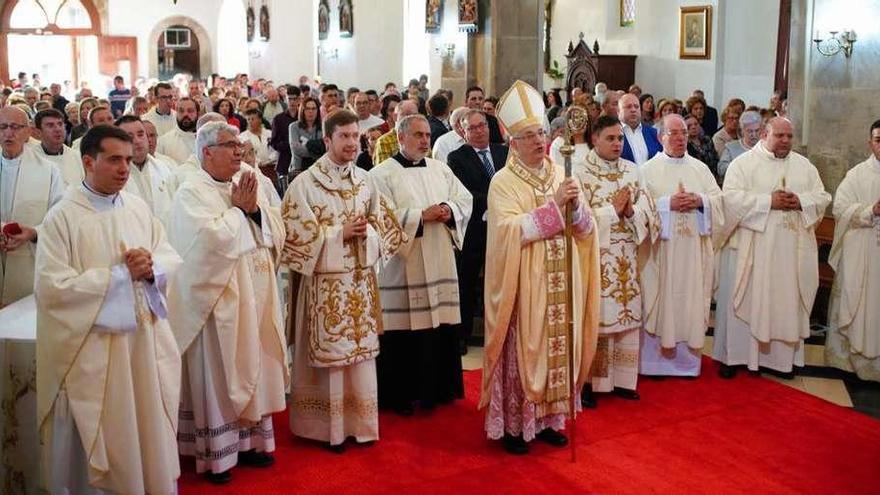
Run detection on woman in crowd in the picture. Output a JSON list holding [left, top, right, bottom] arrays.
[[640, 94, 655, 126], [685, 114, 719, 179], [288, 96, 323, 174], [213, 97, 247, 131]]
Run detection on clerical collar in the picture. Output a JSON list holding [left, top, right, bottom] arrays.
[[392, 152, 427, 168], [589, 149, 618, 168], [80, 181, 122, 209], [871, 154, 880, 171], [662, 151, 687, 164], [41, 144, 64, 156], [201, 167, 232, 184], [756, 142, 787, 161], [0, 153, 22, 166]]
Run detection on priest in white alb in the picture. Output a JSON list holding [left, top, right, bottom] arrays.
[[370, 114, 472, 415], [714, 117, 831, 378], [32, 108, 84, 185], [480, 81, 600, 455], [115, 115, 174, 226], [573, 115, 657, 405], [640, 114, 723, 377], [156, 97, 198, 164], [35, 125, 182, 494], [825, 119, 880, 382], [168, 121, 288, 483], [282, 110, 406, 452], [1, 105, 65, 495]]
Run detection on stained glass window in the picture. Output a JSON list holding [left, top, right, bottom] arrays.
[[9, 0, 92, 30], [620, 0, 635, 27]]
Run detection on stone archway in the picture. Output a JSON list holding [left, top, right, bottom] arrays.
[[148, 15, 212, 79]]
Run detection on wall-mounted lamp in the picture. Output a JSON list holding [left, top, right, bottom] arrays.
[[434, 42, 455, 59], [813, 29, 857, 58], [320, 47, 339, 60]]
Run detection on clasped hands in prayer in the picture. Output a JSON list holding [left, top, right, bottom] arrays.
[[422, 203, 453, 223], [231, 170, 260, 214], [124, 248, 154, 282], [770, 190, 802, 211], [0, 224, 37, 252], [612, 188, 636, 219], [669, 191, 703, 212]]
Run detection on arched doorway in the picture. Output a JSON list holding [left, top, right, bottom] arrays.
[[148, 16, 212, 80], [0, 0, 103, 86], [157, 25, 201, 79]]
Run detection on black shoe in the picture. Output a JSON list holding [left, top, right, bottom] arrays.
[[324, 442, 346, 454], [393, 401, 415, 416], [536, 429, 568, 447], [459, 340, 469, 355], [581, 387, 597, 409], [646, 375, 666, 381], [613, 387, 640, 400], [238, 450, 275, 468], [719, 364, 737, 379], [502, 434, 529, 455], [205, 470, 232, 484]]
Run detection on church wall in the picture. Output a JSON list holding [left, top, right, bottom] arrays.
[[248, 0, 317, 84], [316, 0, 405, 91], [788, 0, 880, 194], [545, 0, 779, 110]]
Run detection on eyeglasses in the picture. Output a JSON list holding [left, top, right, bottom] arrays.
[[0, 123, 28, 132], [211, 141, 243, 151], [466, 122, 488, 131], [157, 95, 174, 100], [513, 130, 546, 141]]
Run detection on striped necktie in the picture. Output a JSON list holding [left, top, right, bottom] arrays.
[[477, 149, 494, 178]]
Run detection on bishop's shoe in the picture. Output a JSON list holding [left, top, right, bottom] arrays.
[[581, 386, 597, 409], [613, 387, 640, 400], [502, 434, 529, 455], [205, 470, 232, 484], [718, 364, 737, 379], [238, 450, 275, 468], [536, 428, 568, 447]]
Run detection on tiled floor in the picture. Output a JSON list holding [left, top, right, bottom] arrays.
[[459, 336, 880, 419]]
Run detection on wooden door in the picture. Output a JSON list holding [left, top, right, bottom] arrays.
[[98, 36, 138, 83]]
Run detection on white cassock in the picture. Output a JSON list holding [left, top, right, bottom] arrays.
[[0, 147, 64, 495], [714, 143, 831, 372], [239, 128, 279, 167], [167, 168, 289, 475], [640, 152, 723, 376], [156, 127, 196, 164], [35, 184, 182, 495], [123, 156, 174, 227], [31, 142, 84, 186], [826, 155, 880, 382], [281, 154, 406, 446], [574, 150, 658, 390], [370, 155, 472, 330], [431, 131, 465, 163], [142, 108, 177, 136]]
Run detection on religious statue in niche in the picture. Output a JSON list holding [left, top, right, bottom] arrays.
[[259, 4, 270, 41], [458, 0, 478, 33], [426, 0, 442, 33], [318, 0, 330, 40], [246, 5, 255, 42], [339, 0, 353, 38]]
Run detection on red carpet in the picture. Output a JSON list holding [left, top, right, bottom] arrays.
[[179, 358, 880, 494]]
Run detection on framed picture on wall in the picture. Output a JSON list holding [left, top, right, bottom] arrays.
[[318, 0, 330, 40], [458, 0, 478, 32], [679, 6, 712, 59], [426, 0, 442, 33], [339, 0, 354, 38]]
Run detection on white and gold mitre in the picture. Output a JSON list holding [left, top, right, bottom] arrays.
[[496, 80, 547, 136]]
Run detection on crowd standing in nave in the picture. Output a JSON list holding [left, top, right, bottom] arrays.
[[0, 66, 878, 494]]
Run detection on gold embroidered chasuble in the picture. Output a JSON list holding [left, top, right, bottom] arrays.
[[480, 153, 600, 412], [720, 144, 831, 344], [828, 156, 880, 358], [639, 153, 723, 348], [35, 189, 182, 494], [280, 155, 406, 367], [574, 150, 658, 335], [167, 168, 289, 420]]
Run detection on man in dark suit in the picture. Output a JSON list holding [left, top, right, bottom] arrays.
[[446, 109, 508, 354], [427, 93, 450, 147], [619, 93, 662, 166], [465, 86, 505, 144]]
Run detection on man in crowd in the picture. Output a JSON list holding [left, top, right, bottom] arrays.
[[825, 119, 880, 382], [261, 87, 286, 123], [32, 108, 83, 185], [575, 115, 656, 406], [640, 114, 722, 378], [115, 115, 174, 224], [168, 121, 288, 483], [270, 85, 302, 177], [156, 97, 198, 164], [72, 106, 115, 149], [431, 106, 469, 163], [282, 109, 405, 452], [35, 125, 182, 494], [108, 75, 132, 118], [370, 114, 472, 415], [447, 109, 508, 355], [619, 93, 661, 167], [465, 86, 503, 144], [320, 84, 341, 116], [427, 93, 451, 146], [480, 81, 599, 455], [142, 82, 177, 136], [374, 99, 419, 165], [714, 117, 831, 378], [355, 92, 384, 132]]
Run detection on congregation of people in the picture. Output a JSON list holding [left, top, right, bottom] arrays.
[[1, 68, 878, 494]]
